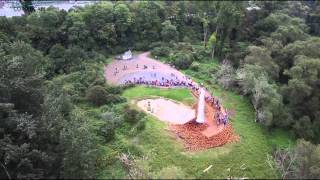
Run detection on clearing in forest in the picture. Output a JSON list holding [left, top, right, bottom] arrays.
[[104, 52, 238, 150]]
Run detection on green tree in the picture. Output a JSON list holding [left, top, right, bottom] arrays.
[[86, 85, 109, 106], [244, 46, 280, 80], [213, 1, 245, 57], [161, 20, 178, 42], [61, 110, 98, 179], [0, 41, 47, 114], [208, 32, 217, 59], [113, 3, 132, 36]]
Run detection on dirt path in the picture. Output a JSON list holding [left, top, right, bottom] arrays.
[[137, 98, 195, 124], [104, 52, 187, 85]]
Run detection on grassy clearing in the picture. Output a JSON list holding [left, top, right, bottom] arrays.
[[106, 57, 295, 178], [119, 85, 293, 178], [122, 86, 195, 105], [85, 55, 294, 178]]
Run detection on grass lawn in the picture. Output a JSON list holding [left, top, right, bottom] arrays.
[[122, 86, 195, 105]]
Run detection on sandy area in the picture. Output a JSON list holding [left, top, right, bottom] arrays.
[[104, 52, 187, 85], [137, 98, 195, 124]]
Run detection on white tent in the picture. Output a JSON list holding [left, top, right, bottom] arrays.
[[122, 50, 133, 60]]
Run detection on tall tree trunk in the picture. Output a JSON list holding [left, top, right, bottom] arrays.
[[211, 25, 218, 59], [211, 45, 215, 59], [203, 26, 208, 48]]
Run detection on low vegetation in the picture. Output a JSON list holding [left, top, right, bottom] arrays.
[[1, 1, 319, 179]]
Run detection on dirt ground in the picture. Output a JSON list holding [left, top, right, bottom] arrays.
[[104, 52, 187, 85], [137, 98, 195, 124]]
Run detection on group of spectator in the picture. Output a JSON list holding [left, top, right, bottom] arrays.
[[204, 93, 229, 126], [115, 62, 229, 127], [123, 75, 197, 88]]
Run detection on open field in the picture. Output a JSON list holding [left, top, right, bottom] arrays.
[[92, 86, 293, 179]]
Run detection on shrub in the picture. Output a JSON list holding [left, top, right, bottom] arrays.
[[123, 105, 145, 124], [99, 111, 122, 142], [174, 42, 193, 52], [106, 94, 126, 104], [190, 61, 200, 71], [99, 122, 115, 142], [214, 61, 236, 89], [135, 41, 150, 51], [86, 85, 109, 106], [172, 53, 193, 70], [91, 76, 106, 87], [105, 85, 123, 94], [149, 41, 163, 49], [136, 117, 146, 131], [151, 46, 171, 57], [194, 47, 211, 61], [182, 36, 192, 43]]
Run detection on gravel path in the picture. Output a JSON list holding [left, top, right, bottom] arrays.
[[104, 52, 187, 85]]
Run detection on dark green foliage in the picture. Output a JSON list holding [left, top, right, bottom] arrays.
[[189, 61, 200, 71], [151, 46, 171, 57], [86, 85, 125, 106], [135, 117, 146, 131], [161, 20, 178, 42], [0, 1, 320, 179], [99, 111, 122, 142], [123, 105, 145, 125], [86, 85, 109, 106], [0, 40, 46, 114], [60, 110, 99, 179], [171, 53, 194, 70], [99, 122, 115, 142], [273, 139, 320, 179], [105, 85, 123, 95]]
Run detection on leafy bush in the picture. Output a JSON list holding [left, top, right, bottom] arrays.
[[128, 116, 147, 137], [123, 105, 145, 124], [105, 85, 123, 94], [86, 85, 109, 106], [151, 46, 171, 57], [214, 61, 237, 89], [190, 61, 200, 71], [99, 122, 115, 142], [172, 53, 194, 70], [174, 42, 193, 52], [99, 111, 122, 142], [149, 41, 163, 49], [182, 36, 192, 43], [194, 46, 211, 61], [106, 94, 126, 104], [135, 41, 150, 51]]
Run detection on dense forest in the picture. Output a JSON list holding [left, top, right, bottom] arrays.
[[0, 1, 320, 179]]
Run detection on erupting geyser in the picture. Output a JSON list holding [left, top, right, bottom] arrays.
[[196, 88, 205, 123]]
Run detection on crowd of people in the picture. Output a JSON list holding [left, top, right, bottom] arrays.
[[205, 95, 229, 126], [113, 61, 229, 127], [123, 70, 200, 90], [123, 72, 229, 127]]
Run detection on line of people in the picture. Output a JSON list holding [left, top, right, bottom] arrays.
[[124, 76, 197, 89], [204, 93, 229, 126]]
